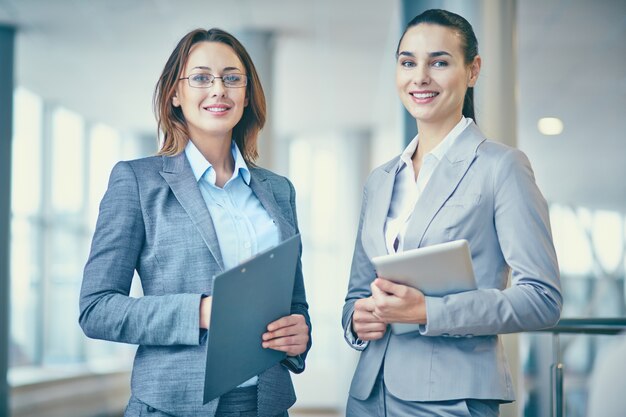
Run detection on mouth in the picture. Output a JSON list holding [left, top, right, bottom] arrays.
[[203, 104, 232, 113], [410, 92, 439, 99]]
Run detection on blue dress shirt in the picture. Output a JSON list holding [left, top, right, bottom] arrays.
[[185, 139, 279, 387]]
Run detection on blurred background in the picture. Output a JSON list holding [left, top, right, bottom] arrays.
[[1, 0, 625, 416]]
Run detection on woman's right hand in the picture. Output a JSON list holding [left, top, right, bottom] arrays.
[[199, 296, 213, 329], [352, 296, 387, 341]]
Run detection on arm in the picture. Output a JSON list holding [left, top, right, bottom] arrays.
[[79, 161, 205, 346], [420, 148, 562, 337], [342, 187, 388, 349]]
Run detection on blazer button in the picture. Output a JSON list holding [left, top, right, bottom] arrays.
[[147, 406, 156, 413]]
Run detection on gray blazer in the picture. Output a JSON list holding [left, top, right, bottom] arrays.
[[79, 152, 310, 417], [342, 123, 562, 402]]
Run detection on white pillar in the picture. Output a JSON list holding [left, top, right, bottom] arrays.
[[235, 31, 277, 171], [473, 3, 521, 416]]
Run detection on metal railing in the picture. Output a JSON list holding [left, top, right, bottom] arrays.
[[536, 318, 626, 417]]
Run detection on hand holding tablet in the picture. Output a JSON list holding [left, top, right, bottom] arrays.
[[371, 239, 477, 334]]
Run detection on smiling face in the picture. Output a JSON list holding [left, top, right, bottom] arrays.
[[172, 41, 248, 143], [396, 24, 480, 132]]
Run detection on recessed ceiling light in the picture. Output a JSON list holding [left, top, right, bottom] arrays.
[[537, 117, 564, 135]]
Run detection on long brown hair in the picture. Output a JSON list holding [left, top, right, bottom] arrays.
[[153, 28, 266, 163]]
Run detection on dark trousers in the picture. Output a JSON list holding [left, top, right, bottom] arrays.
[[215, 386, 258, 417]]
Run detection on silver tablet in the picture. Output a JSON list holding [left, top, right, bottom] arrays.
[[371, 239, 476, 334]]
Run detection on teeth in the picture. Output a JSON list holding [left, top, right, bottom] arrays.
[[207, 107, 229, 112], [412, 92, 437, 99]]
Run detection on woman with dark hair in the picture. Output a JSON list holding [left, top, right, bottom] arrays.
[[342, 9, 561, 416], [80, 28, 310, 417]]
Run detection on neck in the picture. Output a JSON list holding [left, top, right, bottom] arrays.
[[414, 115, 463, 160], [190, 134, 235, 187]]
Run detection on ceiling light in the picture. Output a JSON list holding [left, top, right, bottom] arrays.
[[537, 117, 564, 136]]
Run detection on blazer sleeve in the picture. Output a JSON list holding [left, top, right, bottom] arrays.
[[342, 186, 380, 349], [79, 161, 205, 346], [280, 178, 312, 373], [421, 148, 563, 337]]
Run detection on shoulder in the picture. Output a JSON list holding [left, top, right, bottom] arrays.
[[113, 155, 161, 173], [109, 155, 165, 183], [476, 140, 532, 170], [475, 141, 538, 195], [250, 166, 295, 195], [365, 155, 400, 185]]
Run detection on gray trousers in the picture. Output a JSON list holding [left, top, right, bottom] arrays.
[[347, 371, 500, 417]]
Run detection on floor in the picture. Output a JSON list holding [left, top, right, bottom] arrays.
[[290, 409, 343, 417]]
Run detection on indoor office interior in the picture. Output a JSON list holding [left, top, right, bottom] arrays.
[[1, 0, 625, 416]]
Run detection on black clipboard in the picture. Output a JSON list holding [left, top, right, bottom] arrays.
[[203, 234, 301, 403]]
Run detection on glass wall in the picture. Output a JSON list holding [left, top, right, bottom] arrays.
[[9, 87, 150, 379], [521, 204, 626, 416]]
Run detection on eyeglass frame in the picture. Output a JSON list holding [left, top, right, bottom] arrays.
[[178, 72, 248, 88]]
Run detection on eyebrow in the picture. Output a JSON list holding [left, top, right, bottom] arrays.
[[190, 66, 242, 72], [397, 50, 452, 59]]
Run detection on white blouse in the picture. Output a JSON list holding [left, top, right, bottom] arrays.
[[384, 117, 472, 253]]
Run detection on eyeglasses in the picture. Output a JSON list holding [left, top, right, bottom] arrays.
[[179, 72, 248, 88]]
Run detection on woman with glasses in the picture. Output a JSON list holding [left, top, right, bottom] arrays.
[[80, 28, 310, 417], [342, 9, 562, 416]]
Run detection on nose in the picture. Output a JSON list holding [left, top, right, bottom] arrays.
[[414, 64, 430, 85], [209, 78, 227, 96]]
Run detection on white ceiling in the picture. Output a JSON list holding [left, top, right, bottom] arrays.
[[517, 0, 626, 212], [0, 0, 399, 136], [1, 0, 625, 212]]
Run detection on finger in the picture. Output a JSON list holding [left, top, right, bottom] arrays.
[[354, 321, 387, 333], [262, 334, 309, 350], [353, 309, 384, 323], [374, 278, 407, 297], [267, 314, 304, 332], [355, 297, 375, 311], [357, 331, 386, 341], [263, 340, 306, 354], [267, 343, 307, 356], [263, 322, 308, 341], [370, 281, 388, 299]]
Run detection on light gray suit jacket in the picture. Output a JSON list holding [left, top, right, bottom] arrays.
[[79, 152, 311, 417], [342, 123, 562, 402]]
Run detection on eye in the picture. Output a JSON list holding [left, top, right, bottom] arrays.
[[222, 73, 243, 83], [432, 60, 448, 68], [400, 60, 416, 68], [190, 73, 212, 83]]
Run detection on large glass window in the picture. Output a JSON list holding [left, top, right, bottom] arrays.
[[9, 87, 148, 374], [10, 87, 43, 367], [288, 131, 368, 407], [522, 203, 626, 416]]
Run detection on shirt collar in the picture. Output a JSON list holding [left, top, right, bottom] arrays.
[[398, 116, 472, 170], [184, 140, 251, 186]]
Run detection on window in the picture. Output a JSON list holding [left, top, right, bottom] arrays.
[[9, 87, 149, 374]]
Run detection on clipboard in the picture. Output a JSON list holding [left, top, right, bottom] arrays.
[[203, 234, 301, 403]]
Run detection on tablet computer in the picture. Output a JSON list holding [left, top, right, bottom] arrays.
[[371, 239, 476, 334]]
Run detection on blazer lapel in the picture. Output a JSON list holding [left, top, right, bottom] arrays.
[[363, 158, 400, 258], [403, 123, 486, 250], [249, 170, 295, 240], [159, 153, 225, 271]]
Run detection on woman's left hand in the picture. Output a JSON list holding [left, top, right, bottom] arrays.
[[262, 314, 309, 356], [370, 278, 427, 324]]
